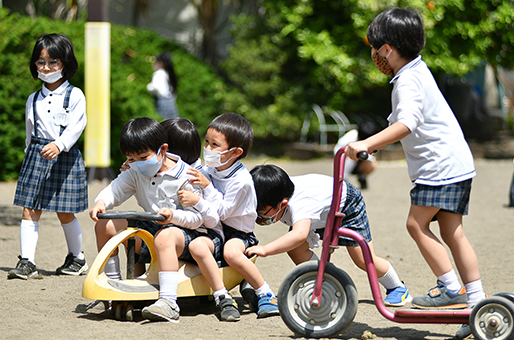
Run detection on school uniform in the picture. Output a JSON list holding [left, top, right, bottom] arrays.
[[14, 81, 88, 213]]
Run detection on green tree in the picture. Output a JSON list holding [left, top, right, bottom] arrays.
[[221, 0, 514, 142]]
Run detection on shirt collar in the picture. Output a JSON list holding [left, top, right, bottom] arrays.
[[208, 160, 244, 179], [155, 152, 186, 178], [390, 55, 422, 84], [41, 80, 70, 98]]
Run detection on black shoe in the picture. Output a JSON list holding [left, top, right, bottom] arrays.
[[240, 280, 258, 312], [8, 255, 38, 280], [358, 177, 368, 190], [218, 295, 240, 322], [56, 252, 88, 276]]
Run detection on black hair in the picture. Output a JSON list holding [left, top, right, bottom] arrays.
[[208, 112, 254, 160], [156, 52, 178, 94], [367, 8, 425, 60], [250, 164, 295, 211], [119, 117, 167, 156], [30, 33, 79, 81], [160, 117, 201, 165]]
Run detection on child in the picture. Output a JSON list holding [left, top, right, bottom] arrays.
[[345, 8, 486, 339], [179, 112, 280, 318], [160, 117, 202, 169], [10, 33, 88, 279], [249, 164, 412, 307], [90, 117, 239, 322], [147, 52, 179, 119]]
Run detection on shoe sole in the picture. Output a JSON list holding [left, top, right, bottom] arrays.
[[412, 302, 467, 309], [257, 309, 280, 318], [57, 264, 89, 276], [7, 270, 40, 280], [221, 315, 240, 322], [384, 294, 413, 307], [142, 309, 179, 323]]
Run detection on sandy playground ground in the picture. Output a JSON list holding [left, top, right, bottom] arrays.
[[1, 157, 514, 340]]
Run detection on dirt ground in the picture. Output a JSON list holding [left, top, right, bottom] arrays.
[[1, 157, 513, 340]]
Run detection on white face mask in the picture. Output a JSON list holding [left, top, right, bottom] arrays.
[[203, 147, 236, 168], [37, 69, 63, 84]]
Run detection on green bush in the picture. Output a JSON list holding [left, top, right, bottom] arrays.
[[0, 9, 224, 181]]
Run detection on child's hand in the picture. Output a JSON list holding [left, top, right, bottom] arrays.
[[119, 160, 131, 172], [187, 168, 210, 188], [178, 190, 201, 206], [41, 142, 61, 160], [345, 141, 369, 161], [89, 201, 106, 222], [157, 208, 173, 225], [245, 245, 268, 258]]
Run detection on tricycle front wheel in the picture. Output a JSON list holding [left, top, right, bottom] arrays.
[[278, 261, 358, 338], [470, 295, 514, 340]]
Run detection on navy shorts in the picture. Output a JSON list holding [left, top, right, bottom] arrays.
[[410, 179, 472, 215], [222, 223, 259, 249], [137, 220, 223, 265], [316, 182, 372, 247]]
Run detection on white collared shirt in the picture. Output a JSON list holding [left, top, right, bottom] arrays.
[[196, 161, 258, 234], [388, 56, 475, 185], [25, 81, 87, 152], [95, 153, 221, 235]]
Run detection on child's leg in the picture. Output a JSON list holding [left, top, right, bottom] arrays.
[[224, 238, 264, 289], [287, 241, 316, 265], [153, 227, 185, 272], [188, 236, 224, 291], [57, 213, 83, 257], [20, 208, 42, 263], [406, 205, 455, 276], [94, 218, 128, 254], [437, 211, 485, 306]]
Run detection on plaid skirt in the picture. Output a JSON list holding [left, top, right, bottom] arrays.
[[13, 136, 88, 213], [155, 96, 179, 119], [137, 220, 223, 265], [410, 179, 472, 215], [316, 182, 372, 247]]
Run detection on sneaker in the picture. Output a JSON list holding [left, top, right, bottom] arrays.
[[257, 292, 280, 318], [240, 280, 258, 312], [56, 252, 88, 276], [217, 295, 240, 322], [412, 280, 467, 309], [455, 324, 472, 339], [384, 284, 413, 307], [7, 255, 38, 280], [142, 298, 180, 322]]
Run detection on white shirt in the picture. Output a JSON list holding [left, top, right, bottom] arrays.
[[280, 174, 347, 232], [197, 161, 258, 234], [95, 154, 221, 235], [25, 81, 86, 152], [389, 56, 475, 185], [333, 129, 376, 178], [147, 68, 173, 99]]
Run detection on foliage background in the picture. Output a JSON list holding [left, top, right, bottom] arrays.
[[0, 8, 223, 181]]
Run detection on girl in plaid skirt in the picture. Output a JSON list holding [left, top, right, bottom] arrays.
[[9, 34, 88, 280]]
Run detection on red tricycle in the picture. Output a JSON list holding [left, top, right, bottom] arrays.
[[277, 148, 514, 339]]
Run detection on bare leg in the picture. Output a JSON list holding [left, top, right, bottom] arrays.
[[224, 238, 264, 289], [287, 241, 313, 265], [153, 227, 185, 272], [189, 236, 224, 291]]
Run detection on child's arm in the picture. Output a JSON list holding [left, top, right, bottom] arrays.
[[346, 122, 410, 161], [246, 219, 311, 257], [40, 143, 61, 160], [178, 182, 219, 230]]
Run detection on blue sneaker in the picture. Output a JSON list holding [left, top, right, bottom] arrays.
[[257, 292, 280, 318], [384, 284, 413, 307]]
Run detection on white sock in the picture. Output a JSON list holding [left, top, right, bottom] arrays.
[[255, 282, 273, 297], [438, 269, 462, 293], [465, 279, 486, 308], [309, 252, 319, 262], [61, 217, 82, 257], [104, 255, 122, 280], [378, 261, 404, 290], [159, 271, 179, 304], [213, 288, 229, 305], [20, 219, 39, 264]]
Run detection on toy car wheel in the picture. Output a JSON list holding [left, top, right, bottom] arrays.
[[114, 302, 123, 321], [125, 304, 134, 321], [278, 261, 358, 338], [470, 296, 514, 340]]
